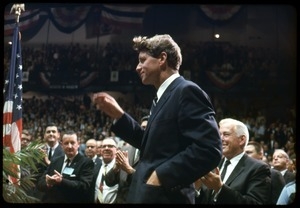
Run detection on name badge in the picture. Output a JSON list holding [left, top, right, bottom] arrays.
[[62, 167, 74, 175]]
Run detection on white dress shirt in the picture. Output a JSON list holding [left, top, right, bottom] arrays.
[[95, 159, 118, 203]]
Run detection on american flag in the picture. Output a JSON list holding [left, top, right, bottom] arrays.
[[3, 22, 23, 184]]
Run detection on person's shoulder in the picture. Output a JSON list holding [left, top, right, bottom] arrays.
[[285, 180, 296, 188], [244, 153, 270, 167], [271, 168, 282, 175], [56, 144, 64, 151], [51, 155, 65, 163]]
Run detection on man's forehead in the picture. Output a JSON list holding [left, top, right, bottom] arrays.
[[245, 145, 254, 150], [87, 140, 96, 145], [102, 139, 116, 145], [46, 126, 57, 131], [274, 153, 284, 157]]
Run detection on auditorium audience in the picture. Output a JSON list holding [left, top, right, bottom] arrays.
[[3, 40, 295, 204]]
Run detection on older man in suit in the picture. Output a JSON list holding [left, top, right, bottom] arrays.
[[85, 138, 102, 203], [198, 118, 272, 204], [92, 34, 222, 204], [245, 141, 285, 204], [272, 149, 295, 184], [37, 130, 94, 203]]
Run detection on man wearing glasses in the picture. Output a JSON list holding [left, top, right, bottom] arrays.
[[104, 115, 149, 203], [95, 137, 118, 203]]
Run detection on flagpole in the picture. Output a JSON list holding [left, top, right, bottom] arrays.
[[3, 3, 25, 186], [10, 3, 25, 23]]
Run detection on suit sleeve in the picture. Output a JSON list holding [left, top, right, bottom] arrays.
[[216, 162, 271, 204], [104, 167, 120, 186]]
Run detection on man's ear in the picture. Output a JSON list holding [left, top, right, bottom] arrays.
[[158, 51, 167, 65]]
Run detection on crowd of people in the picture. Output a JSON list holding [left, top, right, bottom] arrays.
[[4, 38, 294, 94], [10, 34, 296, 204], [21, 93, 296, 168]]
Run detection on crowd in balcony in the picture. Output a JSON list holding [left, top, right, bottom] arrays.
[[4, 40, 293, 92]]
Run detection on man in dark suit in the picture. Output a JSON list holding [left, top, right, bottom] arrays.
[[84, 138, 102, 203], [42, 123, 65, 165], [272, 149, 295, 184], [37, 130, 94, 203], [32, 123, 65, 201], [92, 34, 222, 204], [198, 118, 272, 204], [245, 140, 285, 204]]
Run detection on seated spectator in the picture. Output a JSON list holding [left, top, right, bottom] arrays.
[[245, 141, 285, 204], [197, 118, 271, 204], [21, 129, 32, 149], [272, 149, 295, 184]]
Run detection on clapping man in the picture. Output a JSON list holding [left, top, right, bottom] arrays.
[[37, 130, 94, 203], [199, 118, 272, 204]]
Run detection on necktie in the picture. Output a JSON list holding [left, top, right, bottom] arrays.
[[220, 159, 231, 181], [150, 96, 158, 115], [98, 164, 108, 203], [48, 148, 52, 160], [66, 158, 71, 167]]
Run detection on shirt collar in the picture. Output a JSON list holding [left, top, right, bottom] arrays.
[[226, 152, 244, 167], [47, 142, 59, 150], [157, 73, 180, 102]]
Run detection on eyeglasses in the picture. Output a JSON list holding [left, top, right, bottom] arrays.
[[101, 144, 116, 148], [22, 138, 31, 142]]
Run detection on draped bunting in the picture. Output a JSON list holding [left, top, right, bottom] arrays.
[[5, 4, 242, 39], [198, 5, 242, 24], [100, 4, 149, 28], [4, 4, 245, 90], [4, 4, 150, 39], [4, 8, 48, 36], [205, 68, 243, 89], [49, 6, 91, 33]]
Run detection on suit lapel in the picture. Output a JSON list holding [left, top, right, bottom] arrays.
[[225, 154, 246, 185], [141, 76, 182, 149], [69, 153, 81, 167]]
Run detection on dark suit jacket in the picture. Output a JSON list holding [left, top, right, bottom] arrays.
[[37, 153, 94, 203], [32, 144, 65, 201], [111, 76, 222, 204], [51, 144, 64, 161], [88, 156, 102, 203], [36, 144, 65, 178], [270, 168, 285, 204], [199, 154, 272, 204], [283, 170, 295, 184]]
